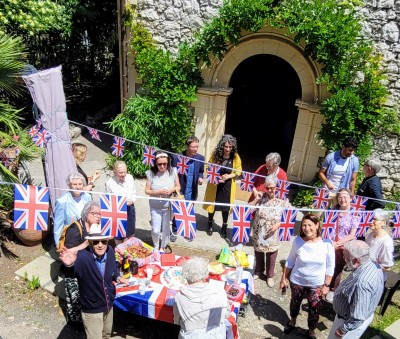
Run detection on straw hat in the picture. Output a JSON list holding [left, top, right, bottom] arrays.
[[85, 223, 113, 241]]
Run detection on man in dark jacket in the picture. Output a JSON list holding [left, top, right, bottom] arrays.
[[59, 223, 128, 339], [171, 136, 205, 241]]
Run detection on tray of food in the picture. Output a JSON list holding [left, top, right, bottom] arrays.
[[208, 261, 226, 275], [160, 267, 188, 290], [225, 284, 245, 301], [142, 263, 162, 276], [116, 237, 155, 267]]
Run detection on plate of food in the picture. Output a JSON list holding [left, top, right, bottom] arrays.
[[160, 267, 188, 290], [176, 256, 190, 266], [225, 284, 244, 301], [208, 261, 226, 275], [142, 263, 162, 275]]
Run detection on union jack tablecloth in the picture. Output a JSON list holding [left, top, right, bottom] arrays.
[[114, 257, 255, 339]]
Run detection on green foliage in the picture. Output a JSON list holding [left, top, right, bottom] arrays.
[[0, 0, 75, 36], [292, 187, 316, 209], [118, 0, 395, 175], [23, 272, 41, 290]]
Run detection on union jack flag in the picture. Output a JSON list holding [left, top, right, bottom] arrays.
[[171, 201, 196, 239], [232, 206, 252, 243], [28, 124, 40, 137], [312, 188, 330, 210], [279, 209, 297, 241], [357, 211, 373, 238], [13, 184, 49, 231], [142, 146, 157, 167], [350, 195, 368, 211], [275, 180, 291, 200], [240, 173, 255, 192], [111, 136, 125, 157], [392, 212, 400, 238], [31, 127, 51, 148], [206, 164, 221, 184], [100, 193, 127, 238], [176, 156, 190, 175], [87, 127, 101, 141], [322, 211, 338, 239]]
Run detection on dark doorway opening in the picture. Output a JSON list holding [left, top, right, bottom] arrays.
[[225, 54, 302, 173]]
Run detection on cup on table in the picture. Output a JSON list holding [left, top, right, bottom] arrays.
[[139, 284, 146, 295], [146, 267, 154, 280]]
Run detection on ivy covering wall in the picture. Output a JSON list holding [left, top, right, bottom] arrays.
[[109, 0, 397, 175]]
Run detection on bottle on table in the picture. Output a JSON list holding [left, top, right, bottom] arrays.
[[130, 253, 138, 275], [115, 252, 121, 270], [122, 250, 132, 279]]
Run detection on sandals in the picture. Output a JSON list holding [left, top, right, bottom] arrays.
[[163, 245, 172, 254]]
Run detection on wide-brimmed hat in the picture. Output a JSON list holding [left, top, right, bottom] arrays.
[[85, 223, 113, 241]]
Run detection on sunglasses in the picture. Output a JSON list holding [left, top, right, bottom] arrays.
[[156, 163, 168, 167], [92, 240, 108, 245]]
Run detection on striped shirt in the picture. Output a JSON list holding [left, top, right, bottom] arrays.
[[333, 260, 384, 334]]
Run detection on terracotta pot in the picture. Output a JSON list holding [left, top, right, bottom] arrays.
[[13, 228, 49, 246]]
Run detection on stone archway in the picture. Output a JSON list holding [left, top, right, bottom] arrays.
[[192, 28, 329, 182]]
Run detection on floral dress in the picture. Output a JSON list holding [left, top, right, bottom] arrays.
[[252, 196, 291, 253]]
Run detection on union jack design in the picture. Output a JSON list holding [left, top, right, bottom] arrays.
[[28, 124, 40, 137], [13, 184, 49, 231], [31, 127, 51, 148], [206, 164, 221, 184], [142, 146, 157, 166], [87, 127, 102, 141], [240, 173, 255, 192], [312, 188, 330, 210], [356, 211, 373, 238], [171, 201, 196, 239], [322, 211, 338, 239], [100, 193, 127, 238], [232, 206, 252, 243], [275, 180, 291, 200], [176, 156, 190, 175], [350, 195, 368, 211], [111, 137, 125, 157], [279, 209, 297, 241], [392, 212, 400, 239]]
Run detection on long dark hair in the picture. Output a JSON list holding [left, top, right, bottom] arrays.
[[150, 151, 173, 175], [298, 213, 322, 238], [212, 134, 238, 164]]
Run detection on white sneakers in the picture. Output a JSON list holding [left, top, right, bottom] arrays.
[[267, 278, 274, 287]]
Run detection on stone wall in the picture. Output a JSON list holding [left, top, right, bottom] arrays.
[[135, 0, 400, 195]]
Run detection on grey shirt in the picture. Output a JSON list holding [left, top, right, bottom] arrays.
[[332, 260, 384, 334]]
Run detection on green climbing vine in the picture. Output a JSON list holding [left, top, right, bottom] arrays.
[[109, 0, 397, 175]]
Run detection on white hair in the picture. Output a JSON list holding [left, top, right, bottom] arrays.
[[344, 240, 370, 265], [66, 173, 86, 186], [265, 175, 278, 186], [365, 157, 382, 174], [265, 152, 281, 166], [182, 257, 209, 284]]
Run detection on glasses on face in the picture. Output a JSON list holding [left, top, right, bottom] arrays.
[[265, 186, 275, 190], [89, 212, 101, 216], [156, 162, 168, 167], [92, 240, 108, 245]]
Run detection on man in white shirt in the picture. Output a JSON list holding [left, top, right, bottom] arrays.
[[105, 161, 137, 243]]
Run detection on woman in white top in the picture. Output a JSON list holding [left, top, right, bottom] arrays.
[[105, 160, 137, 243], [365, 209, 394, 280], [145, 152, 180, 253], [280, 213, 335, 339]]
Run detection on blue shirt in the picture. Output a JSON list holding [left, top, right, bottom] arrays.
[[93, 252, 108, 277], [184, 160, 195, 200]]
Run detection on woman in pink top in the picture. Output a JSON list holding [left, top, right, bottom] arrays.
[[328, 188, 360, 295]]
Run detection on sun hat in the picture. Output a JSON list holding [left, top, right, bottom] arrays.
[[85, 223, 113, 241]]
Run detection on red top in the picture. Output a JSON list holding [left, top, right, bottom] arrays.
[[248, 165, 288, 202]]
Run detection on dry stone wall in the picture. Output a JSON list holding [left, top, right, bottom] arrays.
[[135, 0, 400, 194]]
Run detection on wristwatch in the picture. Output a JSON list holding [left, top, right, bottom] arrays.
[[323, 283, 330, 287]]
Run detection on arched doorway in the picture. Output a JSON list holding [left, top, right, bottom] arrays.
[[225, 54, 302, 172]]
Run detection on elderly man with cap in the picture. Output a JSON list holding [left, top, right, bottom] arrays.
[[328, 240, 384, 339], [59, 224, 129, 339]]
